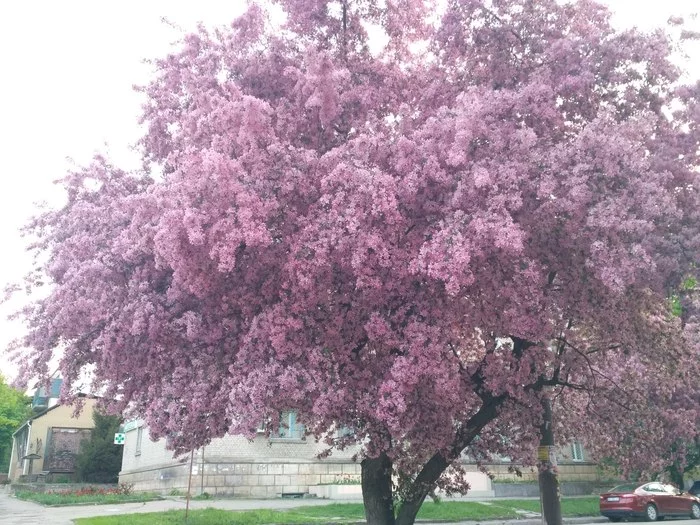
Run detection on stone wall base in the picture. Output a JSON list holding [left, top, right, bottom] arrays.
[[120, 459, 362, 497], [120, 459, 601, 498], [493, 481, 611, 497]]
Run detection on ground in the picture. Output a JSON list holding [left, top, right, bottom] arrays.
[[0, 488, 607, 525]]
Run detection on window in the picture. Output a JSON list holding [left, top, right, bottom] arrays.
[[273, 411, 304, 440], [336, 425, 354, 438], [16, 426, 29, 460], [135, 427, 143, 456], [571, 442, 584, 462]]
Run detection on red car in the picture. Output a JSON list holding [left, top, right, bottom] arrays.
[[600, 482, 700, 521]]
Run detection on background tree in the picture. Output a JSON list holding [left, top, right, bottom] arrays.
[[75, 411, 123, 484], [662, 438, 700, 490], [10, 1, 700, 524], [661, 277, 700, 490], [0, 374, 31, 474]]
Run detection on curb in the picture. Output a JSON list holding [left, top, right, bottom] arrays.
[[416, 518, 607, 525]]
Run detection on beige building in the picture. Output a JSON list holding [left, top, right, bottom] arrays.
[[8, 397, 98, 482]]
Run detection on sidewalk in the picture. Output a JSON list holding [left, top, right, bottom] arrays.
[[0, 490, 608, 525]]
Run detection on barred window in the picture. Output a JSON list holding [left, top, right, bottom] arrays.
[[571, 441, 584, 461], [273, 411, 304, 440], [135, 427, 143, 456]]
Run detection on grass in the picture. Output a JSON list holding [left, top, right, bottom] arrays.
[[73, 496, 600, 524], [15, 490, 162, 506], [502, 497, 601, 517]]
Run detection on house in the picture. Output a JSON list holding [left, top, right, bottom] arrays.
[[7, 393, 98, 482], [119, 415, 595, 497]]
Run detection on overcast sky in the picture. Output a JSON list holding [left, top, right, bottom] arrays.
[[0, 1, 698, 383]]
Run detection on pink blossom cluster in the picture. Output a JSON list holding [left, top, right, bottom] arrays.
[[11, 0, 700, 506]]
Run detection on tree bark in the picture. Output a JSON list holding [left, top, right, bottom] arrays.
[[393, 396, 505, 525], [360, 396, 505, 525], [538, 396, 562, 525], [362, 452, 396, 525], [394, 454, 449, 525]]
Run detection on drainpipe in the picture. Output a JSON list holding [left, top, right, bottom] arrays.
[[8, 435, 16, 479], [23, 422, 32, 476]]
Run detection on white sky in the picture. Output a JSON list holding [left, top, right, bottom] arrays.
[[0, 0, 698, 382]]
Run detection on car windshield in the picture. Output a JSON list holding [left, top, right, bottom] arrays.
[[609, 483, 641, 493]]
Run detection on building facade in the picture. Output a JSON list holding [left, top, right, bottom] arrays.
[[119, 419, 595, 497], [119, 419, 366, 497], [8, 397, 98, 482]]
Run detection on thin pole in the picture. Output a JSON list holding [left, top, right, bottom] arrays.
[[185, 449, 194, 519], [200, 446, 205, 496]]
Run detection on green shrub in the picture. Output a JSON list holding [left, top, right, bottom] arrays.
[[75, 411, 124, 483], [51, 474, 74, 483]]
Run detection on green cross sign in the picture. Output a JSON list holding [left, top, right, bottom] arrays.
[[114, 433, 126, 445]]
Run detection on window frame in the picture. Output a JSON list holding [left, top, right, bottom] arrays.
[[135, 427, 143, 456], [271, 410, 305, 442], [571, 441, 584, 462]]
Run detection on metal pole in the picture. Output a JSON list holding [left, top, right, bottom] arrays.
[[185, 449, 194, 519], [200, 446, 205, 496]]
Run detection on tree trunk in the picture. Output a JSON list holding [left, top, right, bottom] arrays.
[[667, 462, 684, 490], [394, 454, 449, 525], [538, 396, 562, 525], [361, 397, 505, 525], [360, 451, 446, 525], [362, 453, 396, 525]]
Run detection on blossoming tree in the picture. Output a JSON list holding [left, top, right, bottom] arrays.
[[12, 1, 700, 524]]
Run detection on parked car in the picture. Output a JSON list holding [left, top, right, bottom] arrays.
[[690, 481, 700, 497], [599, 481, 700, 521]]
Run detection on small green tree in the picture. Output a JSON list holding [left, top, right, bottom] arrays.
[[75, 411, 123, 483], [662, 277, 699, 490], [0, 375, 31, 473], [664, 439, 700, 489]]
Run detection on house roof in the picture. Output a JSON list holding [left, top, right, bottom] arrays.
[[32, 378, 63, 409]]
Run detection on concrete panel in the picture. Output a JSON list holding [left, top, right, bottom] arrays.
[[250, 485, 267, 497], [274, 475, 291, 486], [234, 464, 252, 474], [283, 464, 299, 475]]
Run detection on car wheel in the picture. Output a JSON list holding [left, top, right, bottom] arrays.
[[645, 503, 658, 522], [691, 502, 700, 519]]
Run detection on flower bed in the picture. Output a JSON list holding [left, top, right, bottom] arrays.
[[15, 483, 162, 506]]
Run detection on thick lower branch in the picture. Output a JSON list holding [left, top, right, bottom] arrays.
[[394, 396, 505, 525]]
